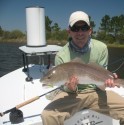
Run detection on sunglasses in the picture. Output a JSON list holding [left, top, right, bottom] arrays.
[[69, 25, 90, 32]]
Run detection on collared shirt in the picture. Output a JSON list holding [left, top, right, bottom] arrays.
[[55, 38, 108, 67], [55, 39, 108, 93]]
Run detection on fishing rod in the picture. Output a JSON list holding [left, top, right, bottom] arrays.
[[0, 86, 61, 117]]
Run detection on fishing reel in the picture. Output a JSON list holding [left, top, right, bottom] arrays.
[[9, 109, 24, 124], [0, 87, 61, 124]]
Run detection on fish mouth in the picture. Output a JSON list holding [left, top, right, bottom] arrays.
[[42, 83, 53, 88]]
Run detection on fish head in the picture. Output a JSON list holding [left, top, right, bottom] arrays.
[[40, 65, 67, 87]]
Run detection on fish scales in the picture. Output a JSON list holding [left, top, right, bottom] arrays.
[[40, 59, 124, 90]]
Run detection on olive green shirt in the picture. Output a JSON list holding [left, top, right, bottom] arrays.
[[55, 39, 108, 93]]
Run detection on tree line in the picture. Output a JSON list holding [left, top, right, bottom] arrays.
[[0, 14, 124, 45]]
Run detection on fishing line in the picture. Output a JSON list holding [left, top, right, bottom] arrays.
[[105, 57, 124, 73], [112, 61, 124, 73]]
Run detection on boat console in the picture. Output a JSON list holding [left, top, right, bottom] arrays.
[[19, 45, 62, 81]]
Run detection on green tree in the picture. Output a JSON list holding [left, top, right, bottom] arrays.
[[45, 16, 52, 32], [88, 16, 96, 37], [89, 16, 96, 30], [0, 26, 4, 37], [51, 23, 61, 41], [51, 23, 60, 32], [99, 15, 111, 35], [110, 15, 124, 44], [45, 16, 53, 40], [111, 16, 119, 37]]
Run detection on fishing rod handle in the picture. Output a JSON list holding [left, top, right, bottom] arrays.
[[0, 87, 61, 117], [16, 96, 40, 109], [16, 87, 61, 109]]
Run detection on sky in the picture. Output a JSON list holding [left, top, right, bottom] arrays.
[[0, 0, 124, 33]]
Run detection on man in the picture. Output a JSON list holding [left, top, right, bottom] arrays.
[[41, 11, 124, 125]]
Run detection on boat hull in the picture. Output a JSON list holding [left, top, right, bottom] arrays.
[[0, 65, 122, 125]]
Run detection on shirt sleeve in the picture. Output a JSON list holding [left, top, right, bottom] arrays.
[[63, 85, 78, 93], [55, 54, 64, 66], [99, 46, 108, 69]]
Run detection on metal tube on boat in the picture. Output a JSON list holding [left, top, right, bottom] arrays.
[[26, 6, 46, 47]]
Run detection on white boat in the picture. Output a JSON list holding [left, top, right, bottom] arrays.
[[1, 44, 124, 125], [0, 6, 123, 125]]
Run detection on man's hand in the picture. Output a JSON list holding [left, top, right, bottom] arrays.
[[105, 73, 120, 88], [65, 75, 79, 91]]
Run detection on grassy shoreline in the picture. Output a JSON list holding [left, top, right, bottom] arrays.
[[0, 40, 124, 48], [107, 44, 124, 48]]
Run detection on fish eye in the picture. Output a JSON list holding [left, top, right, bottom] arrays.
[[47, 71, 55, 79], [47, 73, 53, 79], [47, 76, 51, 79]]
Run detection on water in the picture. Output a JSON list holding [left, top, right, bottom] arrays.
[[0, 42, 24, 77], [0, 42, 124, 78], [0, 42, 56, 77], [108, 47, 124, 78]]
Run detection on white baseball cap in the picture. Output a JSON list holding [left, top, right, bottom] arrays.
[[69, 11, 90, 27]]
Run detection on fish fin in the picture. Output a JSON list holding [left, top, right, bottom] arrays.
[[88, 62, 114, 77], [71, 57, 85, 64], [88, 62, 109, 72]]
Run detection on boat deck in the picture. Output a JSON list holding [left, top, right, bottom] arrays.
[[0, 64, 122, 124]]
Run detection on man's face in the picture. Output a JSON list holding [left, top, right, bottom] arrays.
[[68, 21, 92, 48]]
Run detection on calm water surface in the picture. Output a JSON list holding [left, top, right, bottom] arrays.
[[0, 42, 24, 77], [108, 47, 124, 78], [0, 42, 124, 78]]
